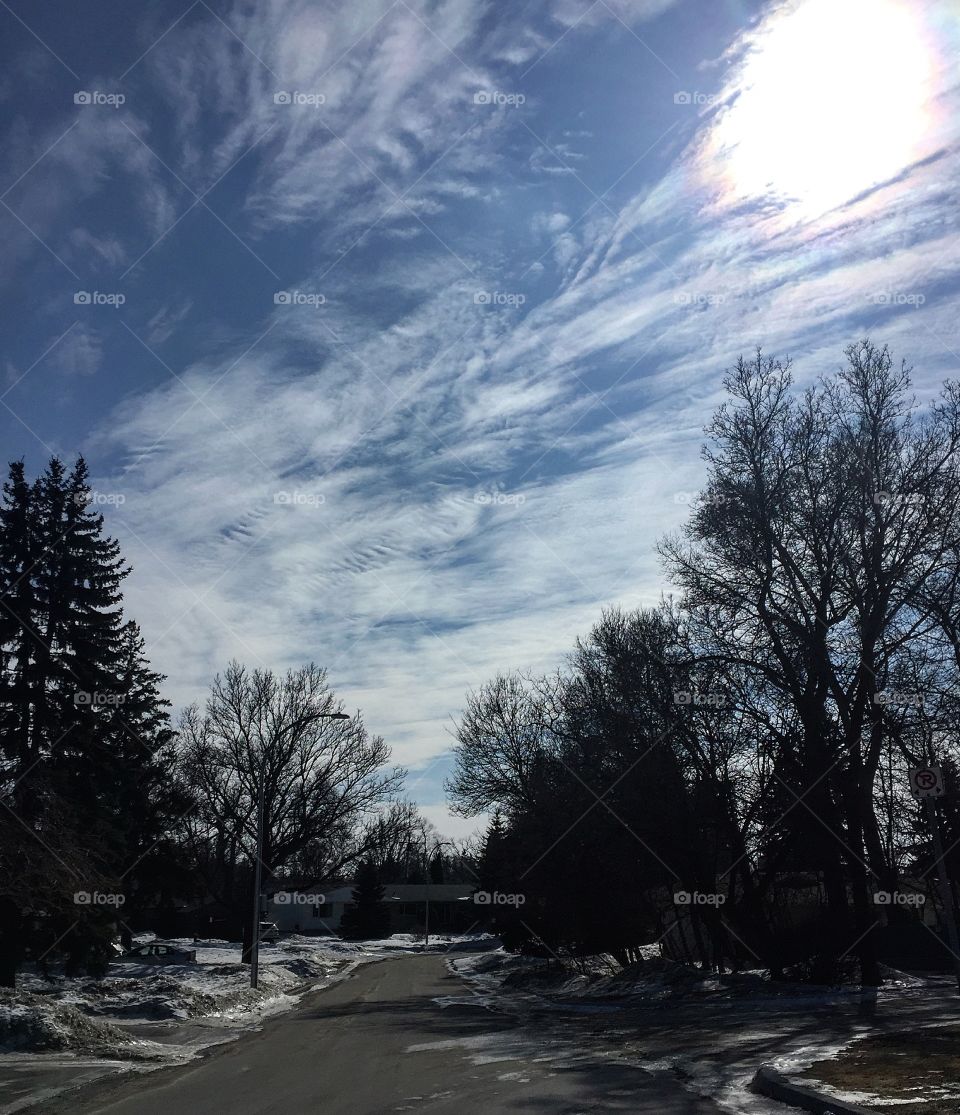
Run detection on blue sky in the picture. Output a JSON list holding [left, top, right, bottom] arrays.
[[2, 0, 959, 840]]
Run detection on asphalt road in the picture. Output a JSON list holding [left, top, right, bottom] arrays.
[[51, 951, 722, 1114]]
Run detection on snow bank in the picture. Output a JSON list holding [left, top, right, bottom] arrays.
[[1, 931, 495, 1061], [0, 990, 146, 1058], [0, 937, 342, 1061], [449, 947, 960, 1115]]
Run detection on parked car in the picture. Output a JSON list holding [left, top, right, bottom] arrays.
[[258, 921, 281, 944], [123, 941, 197, 963]]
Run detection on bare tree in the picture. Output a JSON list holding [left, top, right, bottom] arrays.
[[445, 673, 555, 817], [175, 661, 404, 951], [360, 800, 432, 881], [661, 341, 960, 983]]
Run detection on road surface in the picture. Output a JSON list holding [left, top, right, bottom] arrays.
[[48, 951, 721, 1114]]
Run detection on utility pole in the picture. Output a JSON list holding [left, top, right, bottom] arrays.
[[910, 764, 960, 996], [423, 838, 458, 951], [249, 774, 266, 990], [422, 831, 431, 950], [925, 796, 960, 996]]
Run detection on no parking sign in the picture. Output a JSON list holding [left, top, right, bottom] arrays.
[[909, 766, 945, 798]]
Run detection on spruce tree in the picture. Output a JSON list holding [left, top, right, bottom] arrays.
[[428, 849, 445, 884], [0, 461, 39, 985], [342, 858, 391, 939], [30, 458, 70, 774], [29, 461, 126, 854], [0, 461, 37, 787], [102, 621, 186, 912], [0, 457, 179, 982], [477, 809, 509, 894]]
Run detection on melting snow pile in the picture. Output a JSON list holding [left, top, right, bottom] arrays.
[[0, 932, 495, 1060], [0, 935, 350, 1058], [0, 989, 142, 1057]]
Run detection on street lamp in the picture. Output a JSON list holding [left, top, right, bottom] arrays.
[[249, 710, 351, 989], [422, 838, 457, 950]]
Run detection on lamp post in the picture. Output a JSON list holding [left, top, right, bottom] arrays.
[[422, 838, 457, 950], [249, 709, 350, 989]]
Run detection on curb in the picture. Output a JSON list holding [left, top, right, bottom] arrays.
[[750, 1065, 876, 1114]]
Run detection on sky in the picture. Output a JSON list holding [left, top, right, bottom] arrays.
[[2, 0, 959, 842]]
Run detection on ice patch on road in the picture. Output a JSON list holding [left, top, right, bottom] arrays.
[[406, 1029, 617, 1070]]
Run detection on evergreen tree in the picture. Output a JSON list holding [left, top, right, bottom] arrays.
[[475, 810, 529, 947], [341, 858, 391, 939], [0, 457, 178, 983], [30, 458, 70, 774], [0, 460, 39, 985], [477, 810, 509, 894], [428, 849, 445, 884], [98, 621, 187, 913], [0, 461, 37, 791], [40, 459, 129, 805]]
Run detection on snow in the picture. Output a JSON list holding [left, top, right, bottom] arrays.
[[0, 931, 499, 1112], [0, 932, 492, 1063], [448, 948, 960, 1114], [6, 934, 956, 1113], [0, 992, 140, 1058]]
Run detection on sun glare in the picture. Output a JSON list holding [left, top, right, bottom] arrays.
[[706, 0, 935, 218]]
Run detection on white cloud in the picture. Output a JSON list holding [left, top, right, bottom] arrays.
[[51, 324, 102, 377], [146, 301, 193, 345], [73, 0, 960, 815], [418, 803, 488, 843], [67, 228, 128, 268]]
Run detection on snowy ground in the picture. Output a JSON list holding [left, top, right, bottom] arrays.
[[447, 948, 960, 1113], [6, 936, 956, 1113], [0, 932, 495, 1113]]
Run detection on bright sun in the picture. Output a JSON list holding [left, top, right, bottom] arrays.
[[707, 0, 935, 217]]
